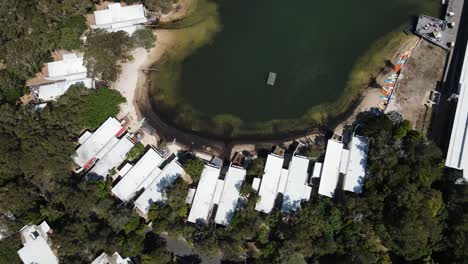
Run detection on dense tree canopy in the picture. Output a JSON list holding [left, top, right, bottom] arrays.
[[0, 0, 466, 263]]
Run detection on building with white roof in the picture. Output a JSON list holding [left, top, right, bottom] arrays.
[[255, 153, 284, 213], [318, 140, 344, 198], [446, 42, 468, 181], [93, 3, 148, 35], [86, 136, 135, 180], [112, 148, 165, 202], [187, 164, 221, 224], [36, 53, 94, 101], [17, 221, 58, 264], [343, 136, 369, 193], [281, 155, 312, 213], [74, 117, 124, 169], [92, 252, 132, 264], [134, 159, 185, 215], [312, 162, 323, 178], [214, 165, 246, 226]]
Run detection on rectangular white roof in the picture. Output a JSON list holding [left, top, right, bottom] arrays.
[[339, 149, 350, 174], [37, 77, 93, 101], [18, 237, 58, 264], [278, 168, 289, 194], [281, 155, 311, 213], [186, 188, 196, 204], [111, 149, 165, 202], [446, 43, 468, 180], [187, 165, 221, 224], [46, 53, 87, 80], [87, 137, 135, 180], [252, 177, 261, 191], [214, 165, 246, 226], [94, 3, 147, 34], [74, 117, 122, 167], [343, 136, 369, 193], [318, 140, 344, 198], [255, 154, 284, 213], [134, 159, 184, 215], [312, 162, 323, 178]]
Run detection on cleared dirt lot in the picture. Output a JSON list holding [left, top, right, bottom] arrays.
[[392, 40, 448, 130]]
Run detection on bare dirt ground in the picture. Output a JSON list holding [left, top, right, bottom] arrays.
[[334, 36, 421, 135], [393, 40, 448, 130]]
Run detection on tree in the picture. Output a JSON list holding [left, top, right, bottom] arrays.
[[132, 28, 156, 50], [383, 185, 445, 261], [84, 30, 134, 81], [127, 143, 146, 162], [183, 159, 204, 183], [59, 16, 87, 50]]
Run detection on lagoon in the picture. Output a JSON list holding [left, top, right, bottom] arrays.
[[148, 0, 439, 137]]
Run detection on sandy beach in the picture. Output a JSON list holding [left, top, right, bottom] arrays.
[[112, 0, 195, 147]]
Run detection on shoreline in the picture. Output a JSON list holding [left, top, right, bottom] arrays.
[[113, 0, 425, 157]]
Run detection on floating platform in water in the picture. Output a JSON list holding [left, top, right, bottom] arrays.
[[267, 72, 277, 86]]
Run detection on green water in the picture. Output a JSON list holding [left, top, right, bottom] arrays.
[[149, 0, 439, 136]]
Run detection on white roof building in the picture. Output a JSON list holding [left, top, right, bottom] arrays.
[[446, 43, 468, 181], [112, 148, 165, 202], [187, 164, 221, 224], [312, 162, 323, 178], [318, 140, 344, 198], [37, 53, 94, 101], [281, 155, 312, 213], [214, 165, 246, 226], [17, 221, 58, 264], [255, 153, 284, 213], [86, 136, 135, 180], [74, 117, 124, 168], [343, 136, 369, 193], [92, 252, 132, 264], [134, 159, 185, 215], [93, 3, 148, 35]]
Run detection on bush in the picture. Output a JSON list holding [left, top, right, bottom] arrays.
[[80, 87, 125, 130], [183, 159, 204, 183], [132, 28, 156, 50], [127, 143, 145, 162]]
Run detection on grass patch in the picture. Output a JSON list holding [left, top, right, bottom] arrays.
[[80, 87, 125, 130]]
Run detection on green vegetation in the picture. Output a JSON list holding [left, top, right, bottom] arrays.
[[183, 159, 204, 183], [79, 87, 126, 130], [132, 28, 157, 50], [59, 16, 88, 51], [84, 29, 135, 82], [126, 143, 146, 162], [137, 113, 466, 263], [0, 0, 465, 263]]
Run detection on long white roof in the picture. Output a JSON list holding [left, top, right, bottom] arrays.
[[343, 136, 369, 193], [214, 165, 246, 226], [87, 137, 134, 180], [94, 3, 147, 34], [111, 149, 165, 202], [187, 165, 221, 224], [318, 140, 344, 198], [74, 117, 122, 167], [282, 155, 311, 213], [134, 159, 184, 215], [37, 78, 93, 101], [446, 43, 468, 180], [46, 53, 87, 81], [255, 154, 284, 213]]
